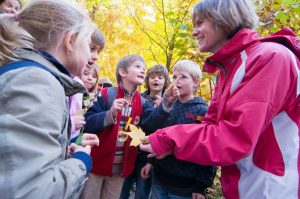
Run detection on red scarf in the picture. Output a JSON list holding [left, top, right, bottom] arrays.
[[90, 84, 143, 177]]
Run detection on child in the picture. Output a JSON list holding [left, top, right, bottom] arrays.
[[81, 55, 177, 199], [70, 29, 104, 141], [81, 63, 100, 94], [120, 64, 170, 199], [88, 29, 105, 65], [141, 60, 215, 199], [0, 0, 20, 14], [70, 63, 100, 141], [142, 65, 170, 107], [0, 0, 99, 198]]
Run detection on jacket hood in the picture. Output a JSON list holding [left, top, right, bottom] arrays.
[[15, 48, 86, 96], [176, 97, 206, 106]]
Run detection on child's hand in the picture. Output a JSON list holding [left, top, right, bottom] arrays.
[[153, 95, 162, 108], [111, 98, 128, 117], [192, 193, 205, 199], [73, 116, 86, 131], [81, 133, 99, 148], [141, 163, 153, 179], [68, 143, 91, 157], [163, 85, 179, 107]]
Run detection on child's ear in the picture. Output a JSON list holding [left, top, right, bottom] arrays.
[[63, 31, 77, 54], [118, 68, 127, 78], [193, 79, 200, 89]]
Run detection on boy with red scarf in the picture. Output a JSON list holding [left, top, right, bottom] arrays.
[[81, 54, 178, 199]]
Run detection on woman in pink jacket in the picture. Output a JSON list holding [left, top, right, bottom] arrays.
[[140, 0, 300, 198]]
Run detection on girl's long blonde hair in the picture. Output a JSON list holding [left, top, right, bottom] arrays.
[[0, 0, 94, 65]]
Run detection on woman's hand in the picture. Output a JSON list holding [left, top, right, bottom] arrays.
[[140, 136, 171, 159]]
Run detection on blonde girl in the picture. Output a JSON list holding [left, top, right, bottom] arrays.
[[0, 0, 99, 198]]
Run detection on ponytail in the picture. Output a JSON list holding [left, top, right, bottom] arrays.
[[0, 14, 34, 65]]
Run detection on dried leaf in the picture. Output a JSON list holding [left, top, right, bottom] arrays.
[[126, 124, 145, 147]]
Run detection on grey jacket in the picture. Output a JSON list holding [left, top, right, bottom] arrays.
[[0, 49, 88, 199]]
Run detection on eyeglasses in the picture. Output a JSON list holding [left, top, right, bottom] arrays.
[[99, 83, 112, 88]]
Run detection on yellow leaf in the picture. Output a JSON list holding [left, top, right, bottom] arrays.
[[125, 124, 145, 147]]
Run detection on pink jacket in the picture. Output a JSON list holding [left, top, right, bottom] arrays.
[[149, 28, 300, 199], [70, 76, 84, 139]]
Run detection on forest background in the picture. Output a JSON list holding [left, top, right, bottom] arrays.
[[79, 0, 300, 103], [20, 0, 300, 198], [80, 0, 300, 198]]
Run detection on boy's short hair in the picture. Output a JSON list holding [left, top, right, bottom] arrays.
[[173, 60, 202, 81], [144, 64, 170, 93], [91, 29, 105, 51], [116, 54, 145, 83]]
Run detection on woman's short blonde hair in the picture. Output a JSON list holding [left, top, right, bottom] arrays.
[[192, 0, 259, 38], [0, 0, 94, 65]]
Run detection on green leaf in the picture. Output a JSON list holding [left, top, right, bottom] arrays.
[[282, 0, 297, 4], [165, 11, 174, 17], [275, 11, 289, 21], [294, 6, 300, 14], [169, 19, 179, 24]]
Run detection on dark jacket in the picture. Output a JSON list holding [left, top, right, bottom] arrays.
[[154, 97, 216, 196]]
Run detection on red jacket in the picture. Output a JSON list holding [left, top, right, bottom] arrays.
[[90, 87, 142, 177], [150, 28, 300, 199]]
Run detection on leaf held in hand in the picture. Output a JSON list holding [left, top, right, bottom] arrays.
[[126, 124, 145, 147]]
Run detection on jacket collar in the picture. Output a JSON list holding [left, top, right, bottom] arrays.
[[118, 82, 138, 97], [203, 28, 260, 74], [15, 48, 86, 96]]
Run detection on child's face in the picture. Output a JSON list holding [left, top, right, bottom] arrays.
[[123, 60, 146, 86], [0, 0, 20, 14], [148, 72, 165, 93], [68, 36, 91, 77], [172, 69, 198, 99], [81, 65, 98, 92], [88, 44, 102, 64]]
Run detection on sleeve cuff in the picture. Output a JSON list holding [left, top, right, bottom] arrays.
[[149, 130, 173, 157], [71, 151, 92, 175], [104, 110, 116, 126]]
